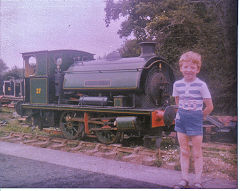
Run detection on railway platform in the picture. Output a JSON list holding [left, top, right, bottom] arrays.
[[0, 141, 237, 189]]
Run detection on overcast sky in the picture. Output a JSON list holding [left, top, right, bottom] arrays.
[[0, 0, 124, 69]]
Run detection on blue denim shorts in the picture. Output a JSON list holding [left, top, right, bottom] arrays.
[[175, 108, 203, 136]]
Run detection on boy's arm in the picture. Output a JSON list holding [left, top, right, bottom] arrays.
[[203, 98, 214, 119]]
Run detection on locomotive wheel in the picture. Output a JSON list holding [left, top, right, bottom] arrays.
[[15, 101, 23, 116], [60, 111, 84, 139], [95, 130, 122, 144]]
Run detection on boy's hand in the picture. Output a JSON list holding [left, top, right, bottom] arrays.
[[203, 98, 214, 119], [203, 114, 207, 120]]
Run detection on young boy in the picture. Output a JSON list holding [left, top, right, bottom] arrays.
[[173, 51, 213, 189]]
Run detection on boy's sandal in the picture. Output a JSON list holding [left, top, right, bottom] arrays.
[[192, 182, 203, 189], [173, 179, 189, 189]]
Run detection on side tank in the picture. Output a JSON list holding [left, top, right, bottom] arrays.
[[63, 57, 147, 90]]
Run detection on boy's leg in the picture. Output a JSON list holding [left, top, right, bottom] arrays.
[[191, 135, 203, 183], [177, 132, 190, 181]]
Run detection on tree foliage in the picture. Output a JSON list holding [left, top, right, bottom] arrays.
[[0, 59, 8, 85], [105, 0, 237, 114], [2, 66, 24, 80], [0, 59, 8, 75], [118, 39, 141, 57]]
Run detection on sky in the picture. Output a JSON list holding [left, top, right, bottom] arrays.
[[0, 0, 124, 69]]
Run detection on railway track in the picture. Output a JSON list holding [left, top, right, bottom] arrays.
[[0, 131, 162, 166], [0, 126, 237, 182], [0, 126, 236, 168]]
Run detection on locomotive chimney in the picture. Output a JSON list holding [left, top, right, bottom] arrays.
[[139, 42, 156, 57]]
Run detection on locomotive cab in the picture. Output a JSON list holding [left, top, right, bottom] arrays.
[[22, 50, 94, 104]]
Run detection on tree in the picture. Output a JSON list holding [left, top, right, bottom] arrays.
[[2, 66, 24, 80], [0, 59, 8, 95], [0, 59, 8, 82], [0, 59, 8, 76], [105, 0, 237, 114], [118, 39, 141, 57]]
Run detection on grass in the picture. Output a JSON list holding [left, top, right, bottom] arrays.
[[160, 137, 177, 150], [203, 151, 221, 158], [203, 147, 228, 152], [0, 131, 9, 137], [167, 155, 177, 162], [229, 148, 237, 154], [0, 107, 12, 113], [218, 168, 237, 179], [115, 151, 131, 160], [144, 136, 178, 150], [66, 141, 80, 148], [1, 120, 27, 132], [0, 118, 49, 137], [174, 162, 181, 171], [78, 144, 97, 151], [154, 158, 163, 167], [226, 170, 237, 179], [220, 155, 237, 165]]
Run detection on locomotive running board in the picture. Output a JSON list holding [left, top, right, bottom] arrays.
[[21, 103, 153, 115]]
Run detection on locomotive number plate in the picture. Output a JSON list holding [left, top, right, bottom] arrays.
[[84, 80, 111, 87]]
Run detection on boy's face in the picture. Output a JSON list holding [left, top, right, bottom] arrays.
[[180, 61, 200, 82]]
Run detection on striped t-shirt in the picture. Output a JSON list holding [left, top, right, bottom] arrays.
[[172, 78, 211, 111]]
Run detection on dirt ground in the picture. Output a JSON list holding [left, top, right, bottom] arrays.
[[0, 107, 237, 181]]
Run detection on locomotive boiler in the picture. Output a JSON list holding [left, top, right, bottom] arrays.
[[16, 42, 176, 144]]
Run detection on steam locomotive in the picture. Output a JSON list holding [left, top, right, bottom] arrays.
[[0, 79, 24, 104], [16, 42, 176, 144]]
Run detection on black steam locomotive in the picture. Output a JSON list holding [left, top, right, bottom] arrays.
[[16, 42, 176, 144]]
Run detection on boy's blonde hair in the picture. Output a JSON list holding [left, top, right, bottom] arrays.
[[179, 51, 202, 69]]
